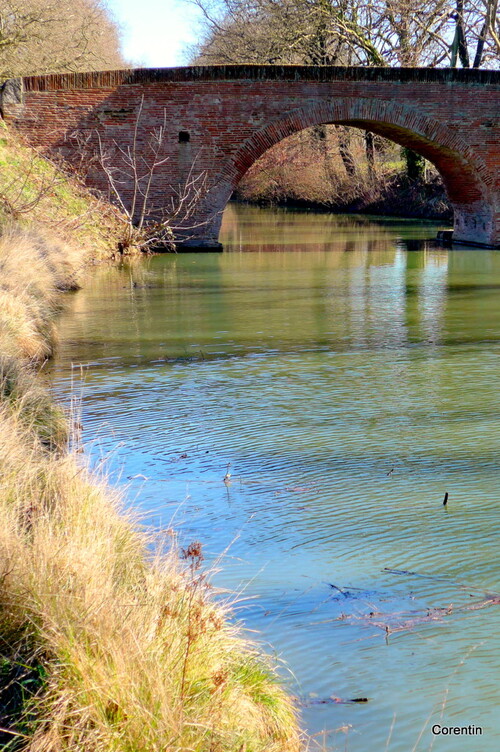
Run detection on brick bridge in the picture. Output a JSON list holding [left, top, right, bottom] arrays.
[[1, 66, 499, 248]]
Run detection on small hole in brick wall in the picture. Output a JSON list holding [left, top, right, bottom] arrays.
[[178, 131, 190, 143]]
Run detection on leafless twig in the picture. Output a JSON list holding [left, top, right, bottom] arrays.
[[72, 99, 213, 252]]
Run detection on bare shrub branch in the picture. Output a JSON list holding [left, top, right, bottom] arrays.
[[0, 148, 66, 218], [71, 102, 213, 252]]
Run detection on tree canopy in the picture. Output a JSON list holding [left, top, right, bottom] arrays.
[[191, 0, 500, 69], [0, 0, 124, 79]]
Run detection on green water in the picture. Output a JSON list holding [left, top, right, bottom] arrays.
[[52, 204, 499, 751]]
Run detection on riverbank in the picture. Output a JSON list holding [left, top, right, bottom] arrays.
[[0, 122, 127, 263], [0, 131, 302, 750], [234, 172, 452, 221], [50, 205, 500, 751]]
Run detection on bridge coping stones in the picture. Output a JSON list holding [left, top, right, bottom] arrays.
[[17, 65, 500, 92]]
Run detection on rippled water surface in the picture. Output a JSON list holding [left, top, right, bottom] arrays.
[[52, 205, 500, 751]]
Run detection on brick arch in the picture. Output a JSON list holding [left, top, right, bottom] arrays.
[[204, 98, 495, 245]]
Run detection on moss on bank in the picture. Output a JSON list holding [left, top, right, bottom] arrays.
[[0, 136, 302, 750]]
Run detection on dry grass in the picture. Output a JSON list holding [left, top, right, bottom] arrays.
[[0, 183, 302, 748], [0, 226, 78, 449], [235, 125, 451, 220], [234, 127, 387, 207], [0, 226, 81, 362], [0, 416, 301, 751]]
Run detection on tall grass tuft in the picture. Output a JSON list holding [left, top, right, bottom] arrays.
[[0, 226, 79, 450], [0, 226, 80, 362], [0, 422, 301, 750]]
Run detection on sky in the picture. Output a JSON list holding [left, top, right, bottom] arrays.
[[106, 0, 205, 68]]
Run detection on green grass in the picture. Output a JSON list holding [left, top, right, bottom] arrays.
[[0, 123, 127, 261]]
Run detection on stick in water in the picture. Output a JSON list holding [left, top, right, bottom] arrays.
[[443, 492, 449, 506]]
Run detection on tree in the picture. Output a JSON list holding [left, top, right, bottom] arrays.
[[0, 0, 124, 79], [191, 0, 499, 69], [72, 99, 211, 251], [450, 0, 500, 67]]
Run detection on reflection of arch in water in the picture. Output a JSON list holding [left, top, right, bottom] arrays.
[[220, 202, 411, 256], [202, 98, 496, 248]]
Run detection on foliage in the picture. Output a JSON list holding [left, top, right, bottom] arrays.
[[191, 0, 500, 68], [234, 127, 451, 218], [0, 0, 124, 79]]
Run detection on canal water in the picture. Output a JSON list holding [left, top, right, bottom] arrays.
[[51, 204, 499, 751]]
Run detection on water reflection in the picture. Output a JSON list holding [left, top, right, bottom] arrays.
[[52, 205, 500, 752]]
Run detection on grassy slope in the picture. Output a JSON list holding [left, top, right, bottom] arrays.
[[0, 131, 302, 750], [0, 122, 125, 262]]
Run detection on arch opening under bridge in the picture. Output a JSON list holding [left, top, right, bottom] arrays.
[[196, 98, 496, 250]]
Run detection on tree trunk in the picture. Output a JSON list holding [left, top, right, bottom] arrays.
[[336, 126, 357, 177], [451, 0, 470, 67], [365, 131, 376, 178], [313, 125, 337, 193], [402, 148, 425, 181]]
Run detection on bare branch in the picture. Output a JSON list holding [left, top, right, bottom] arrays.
[[71, 109, 214, 251]]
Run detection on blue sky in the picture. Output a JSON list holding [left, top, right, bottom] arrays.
[[106, 0, 205, 67]]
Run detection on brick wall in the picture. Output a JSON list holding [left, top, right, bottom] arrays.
[[1, 66, 499, 247]]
